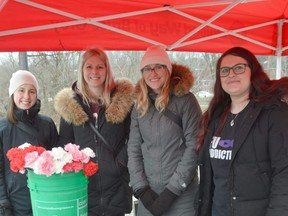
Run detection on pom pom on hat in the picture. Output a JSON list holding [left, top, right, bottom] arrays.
[[140, 45, 172, 74], [9, 70, 39, 97]]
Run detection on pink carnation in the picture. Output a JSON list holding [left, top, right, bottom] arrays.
[[64, 143, 85, 162], [25, 151, 40, 169], [33, 151, 55, 176]]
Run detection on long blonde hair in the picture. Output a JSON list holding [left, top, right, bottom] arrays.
[[77, 48, 116, 107], [136, 69, 171, 117]]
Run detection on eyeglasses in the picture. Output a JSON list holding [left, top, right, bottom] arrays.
[[219, 63, 248, 77], [141, 64, 166, 73]]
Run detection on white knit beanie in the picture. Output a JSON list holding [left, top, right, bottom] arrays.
[[140, 45, 172, 74], [9, 70, 39, 97]]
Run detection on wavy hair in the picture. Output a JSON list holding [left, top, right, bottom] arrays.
[[77, 48, 116, 107], [265, 77, 288, 103], [136, 68, 171, 117]]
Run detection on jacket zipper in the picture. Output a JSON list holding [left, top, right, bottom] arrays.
[[94, 119, 103, 211]]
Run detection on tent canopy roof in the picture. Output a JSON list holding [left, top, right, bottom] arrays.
[[0, 0, 287, 55]]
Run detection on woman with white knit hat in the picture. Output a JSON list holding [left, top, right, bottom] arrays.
[[128, 45, 201, 215], [0, 70, 58, 216]]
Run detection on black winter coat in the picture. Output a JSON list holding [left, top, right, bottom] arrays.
[[0, 101, 58, 216], [54, 79, 134, 216], [197, 100, 288, 216]]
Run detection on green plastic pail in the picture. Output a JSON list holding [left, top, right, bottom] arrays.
[[27, 170, 88, 216]]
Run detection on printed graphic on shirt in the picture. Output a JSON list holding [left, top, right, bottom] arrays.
[[209, 136, 233, 160]]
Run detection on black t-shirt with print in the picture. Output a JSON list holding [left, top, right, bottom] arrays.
[[209, 102, 251, 216]]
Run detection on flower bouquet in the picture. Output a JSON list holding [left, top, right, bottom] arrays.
[[7, 142, 99, 176], [6, 143, 99, 216]]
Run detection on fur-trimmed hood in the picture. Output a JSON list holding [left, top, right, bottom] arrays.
[[54, 78, 134, 126], [135, 63, 195, 97]]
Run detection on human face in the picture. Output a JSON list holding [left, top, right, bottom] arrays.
[[142, 64, 168, 93], [13, 84, 37, 110], [83, 55, 106, 90], [220, 55, 251, 100]]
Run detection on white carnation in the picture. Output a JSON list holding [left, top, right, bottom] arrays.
[[19, 142, 31, 149], [51, 147, 73, 173], [82, 147, 96, 158]]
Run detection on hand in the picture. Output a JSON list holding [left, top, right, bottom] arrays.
[[139, 187, 159, 211], [149, 188, 178, 216]]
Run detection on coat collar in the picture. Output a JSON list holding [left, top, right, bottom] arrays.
[[54, 78, 134, 125], [230, 99, 283, 164], [135, 63, 195, 97]]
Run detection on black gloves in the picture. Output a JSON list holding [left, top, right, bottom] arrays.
[[134, 186, 178, 215], [149, 188, 178, 216], [134, 186, 159, 211], [0, 203, 13, 216]]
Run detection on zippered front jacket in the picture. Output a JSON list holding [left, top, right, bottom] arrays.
[[54, 78, 134, 216], [197, 100, 288, 216]]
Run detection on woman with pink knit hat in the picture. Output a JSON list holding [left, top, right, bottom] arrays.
[[0, 70, 58, 216], [128, 45, 201, 215]]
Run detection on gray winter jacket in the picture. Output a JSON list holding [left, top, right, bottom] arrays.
[[128, 64, 202, 216]]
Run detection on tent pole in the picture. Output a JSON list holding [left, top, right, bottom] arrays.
[[276, 55, 281, 79], [19, 52, 29, 70], [275, 20, 284, 79]]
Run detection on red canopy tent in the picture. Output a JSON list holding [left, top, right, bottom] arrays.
[[0, 0, 287, 76]]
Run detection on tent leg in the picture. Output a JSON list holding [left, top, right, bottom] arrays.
[[275, 20, 284, 79], [276, 55, 281, 79]]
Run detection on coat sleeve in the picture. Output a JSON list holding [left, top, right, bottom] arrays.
[[127, 107, 149, 192], [167, 94, 202, 195], [0, 125, 10, 206], [266, 104, 288, 216], [115, 114, 131, 167], [46, 118, 59, 150], [57, 117, 75, 147]]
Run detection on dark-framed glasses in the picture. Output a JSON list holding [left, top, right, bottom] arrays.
[[219, 63, 248, 77], [141, 64, 166, 73]]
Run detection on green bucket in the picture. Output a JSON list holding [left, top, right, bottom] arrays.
[[27, 170, 88, 216]]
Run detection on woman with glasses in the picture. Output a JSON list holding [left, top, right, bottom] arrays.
[[196, 47, 288, 216], [128, 45, 202, 216]]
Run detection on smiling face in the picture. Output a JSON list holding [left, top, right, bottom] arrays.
[[13, 84, 37, 110], [220, 55, 251, 100], [142, 64, 169, 93], [83, 55, 107, 91]]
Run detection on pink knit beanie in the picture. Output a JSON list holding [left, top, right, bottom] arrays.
[[140, 45, 172, 74]]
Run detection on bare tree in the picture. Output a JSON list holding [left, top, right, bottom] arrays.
[[0, 51, 287, 121]]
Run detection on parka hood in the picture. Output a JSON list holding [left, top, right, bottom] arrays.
[[135, 63, 195, 97], [54, 78, 134, 126]]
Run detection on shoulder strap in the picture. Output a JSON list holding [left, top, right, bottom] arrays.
[[88, 122, 116, 156], [162, 109, 183, 129], [150, 98, 186, 142], [16, 122, 44, 144], [163, 109, 186, 142]]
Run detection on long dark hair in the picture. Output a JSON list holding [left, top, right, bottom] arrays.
[[263, 77, 288, 102], [197, 46, 287, 151]]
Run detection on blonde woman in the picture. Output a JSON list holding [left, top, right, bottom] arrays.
[[54, 48, 134, 216], [128, 45, 201, 216]]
